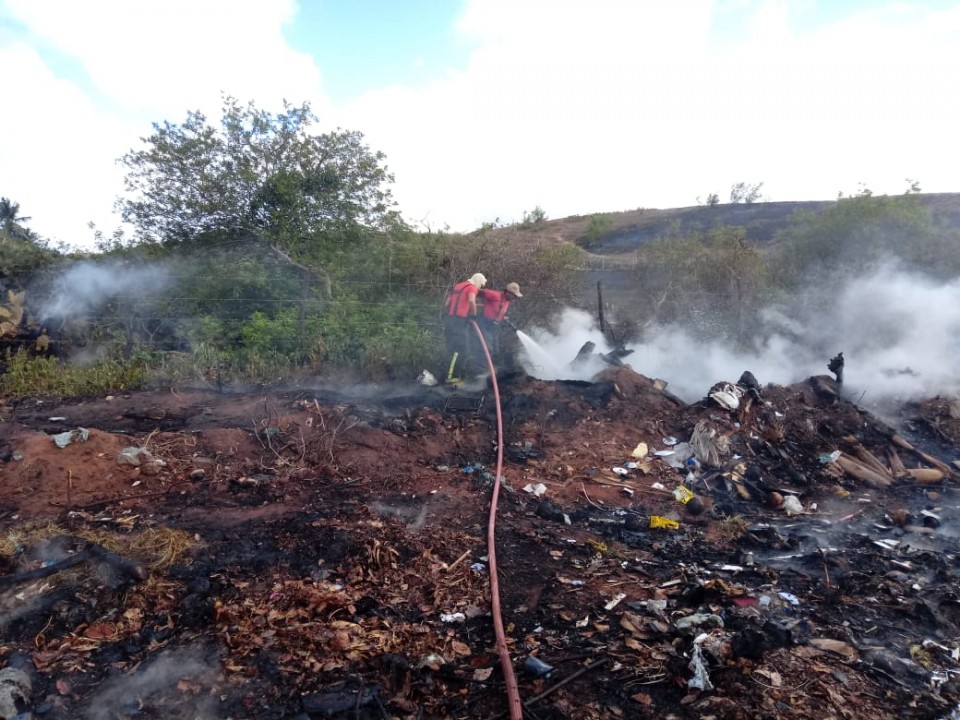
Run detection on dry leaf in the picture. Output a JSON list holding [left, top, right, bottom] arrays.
[[809, 638, 858, 662], [755, 668, 782, 687], [450, 640, 472, 656], [473, 668, 494, 681], [31, 651, 60, 670], [84, 623, 117, 640]]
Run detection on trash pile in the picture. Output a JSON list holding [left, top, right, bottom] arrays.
[[0, 365, 959, 718]]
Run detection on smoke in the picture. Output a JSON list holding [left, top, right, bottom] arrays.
[[83, 647, 220, 720], [38, 260, 171, 321], [518, 309, 613, 381], [519, 264, 960, 407]]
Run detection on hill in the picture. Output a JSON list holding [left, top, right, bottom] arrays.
[[487, 192, 960, 260], [469, 192, 960, 324]]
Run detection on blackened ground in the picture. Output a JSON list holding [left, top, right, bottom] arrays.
[[0, 368, 959, 718]]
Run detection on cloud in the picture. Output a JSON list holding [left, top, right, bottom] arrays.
[[0, 40, 131, 247], [340, 0, 960, 230], [5, 0, 322, 115], [0, 0, 327, 247], [2, 0, 959, 246]]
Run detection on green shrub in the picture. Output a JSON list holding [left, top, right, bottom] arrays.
[[0, 350, 147, 398], [582, 215, 613, 247]]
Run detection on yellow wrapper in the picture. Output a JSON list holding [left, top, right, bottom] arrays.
[[673, 485, 695, 504], [649, 515, 680, 530]]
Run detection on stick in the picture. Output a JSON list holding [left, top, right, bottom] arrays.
[[906, 468, 945, 484], [524, 659, 609, 707], [846, 441, 892, 478], [445, 549, 471, 573], [0, 548, 90, 588], [49, 480, 197, 510], [0, 541, 148, 589], [492, 658, 609, 720], [890, 435, 957, 477], [581, 483, 604, 509], [887, 449, 907, 478], [914, 449, 956, 477], [589, 477, 672, 496], [836, 455, 892, 488]]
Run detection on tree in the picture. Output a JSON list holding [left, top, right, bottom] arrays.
[[771, 183, 935, 287], [520, 206, 547, 227], [637, 225, 766, 340], [0, 197, 33, 240], [583, 214, 613, 247], [729, 181, 764, 204], [116, 96, 399, 262]]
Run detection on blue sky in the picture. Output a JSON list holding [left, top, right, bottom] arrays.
[[287, 1, 472, 102], [2, 0, 960, 247]]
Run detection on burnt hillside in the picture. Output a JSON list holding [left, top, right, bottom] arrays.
[[490, 192, 960, 259], [490, 192, 960, 325]]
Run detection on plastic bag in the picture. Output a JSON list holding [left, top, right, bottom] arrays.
[[117, 447, 154, 467]]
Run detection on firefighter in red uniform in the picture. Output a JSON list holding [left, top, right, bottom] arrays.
[[444, 273, 486, 382], [477, 282, 522, 360]]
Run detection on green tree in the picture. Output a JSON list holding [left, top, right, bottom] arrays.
[[0, 198, 55, 280], [636, 225, 767, 340], [729, 181, 765, 204], [0, 197, 32, 240], [583, 214, 613, 247], [520, 206, 547, 227], [116, 96, 398, 262], [771, 184, 934, 287]]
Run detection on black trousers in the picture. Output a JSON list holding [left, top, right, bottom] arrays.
[[444, 316, 479, 378], [477, 317, 500, 359]]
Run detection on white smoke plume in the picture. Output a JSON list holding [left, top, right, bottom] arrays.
[[38, 260, 171, 321], [83, 647, 219, 720], [519, 264, 960, 407], [517, 309, 612, 381]]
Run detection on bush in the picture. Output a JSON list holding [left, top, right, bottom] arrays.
[[0, 350, 147, 398], [582, 215, 613, 248], [520, 206, 547, 227]]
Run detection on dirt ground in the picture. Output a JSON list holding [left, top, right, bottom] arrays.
[[1, 367, 960, 719]]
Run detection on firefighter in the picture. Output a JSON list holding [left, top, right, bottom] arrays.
[[477, 282, 522, 360], [444, 273, 486, 382]]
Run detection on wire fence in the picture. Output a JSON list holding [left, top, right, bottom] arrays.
[[5, 260, 790, 365]]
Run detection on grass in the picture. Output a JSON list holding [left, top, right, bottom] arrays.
[[715, 514, 749, 541], [2, 523, 197, 572], [0, 350, 147, 398]]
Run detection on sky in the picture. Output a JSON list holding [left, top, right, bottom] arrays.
[[2, 0, 960, 248]]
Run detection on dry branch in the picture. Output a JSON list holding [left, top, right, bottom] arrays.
[[0, 539, 148, 589], [836, 455, 893, 488]]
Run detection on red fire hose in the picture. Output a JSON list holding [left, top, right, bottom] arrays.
[[470, 319, 524, 719]]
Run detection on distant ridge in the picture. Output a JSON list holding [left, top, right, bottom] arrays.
[[485, 193, 960, 258]]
